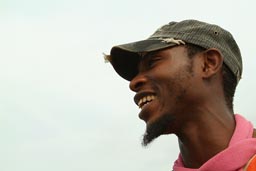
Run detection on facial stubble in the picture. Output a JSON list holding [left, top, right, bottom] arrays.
[[142, 57, 194, 147], [142, 113, 176, 146]]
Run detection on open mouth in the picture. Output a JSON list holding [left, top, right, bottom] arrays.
[[137, 95, 156, 108]]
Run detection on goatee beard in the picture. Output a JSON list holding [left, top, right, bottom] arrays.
[[142, 113, 175, 146]]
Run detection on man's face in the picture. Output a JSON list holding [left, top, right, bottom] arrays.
[[129, 46, 199, 146]]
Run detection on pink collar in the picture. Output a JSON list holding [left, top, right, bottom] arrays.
[[173, 114, 256, 171]]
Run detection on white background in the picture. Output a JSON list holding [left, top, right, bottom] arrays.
[[0, 0, 256, 170]]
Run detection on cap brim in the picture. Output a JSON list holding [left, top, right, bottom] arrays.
[[110, 39, 176, 81]]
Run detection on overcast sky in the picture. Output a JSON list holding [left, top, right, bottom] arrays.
[[0, 0, 256, 171]]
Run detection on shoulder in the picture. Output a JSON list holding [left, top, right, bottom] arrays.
[[244, 154, 256, 171], [244, 129, 256, 171]]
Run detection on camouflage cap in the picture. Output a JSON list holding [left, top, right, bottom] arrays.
[[108, 19, 242, 83]]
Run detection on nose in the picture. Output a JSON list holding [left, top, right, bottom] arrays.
[[129, 73, 147, 92]]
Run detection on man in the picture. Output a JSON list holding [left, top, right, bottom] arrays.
[[105, 20, 256, 171]]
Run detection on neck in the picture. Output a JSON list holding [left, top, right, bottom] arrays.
[[176, 105, 235, 168]]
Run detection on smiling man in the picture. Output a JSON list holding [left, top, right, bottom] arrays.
[[106, 20, 256, 171]]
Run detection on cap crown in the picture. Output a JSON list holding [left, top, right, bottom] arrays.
[[149, 20, 242, 82]]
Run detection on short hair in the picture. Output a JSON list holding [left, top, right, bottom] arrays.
[[185, 44, 237, 112]]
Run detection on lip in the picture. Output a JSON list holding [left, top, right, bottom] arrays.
[[138, 96, 157, 122], [134, 91, 156, 107]]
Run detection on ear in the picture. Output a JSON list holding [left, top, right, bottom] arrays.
[[201, 48, 223, 80]]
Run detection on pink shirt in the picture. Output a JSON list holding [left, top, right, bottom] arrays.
[[173, 115, 256, 171]]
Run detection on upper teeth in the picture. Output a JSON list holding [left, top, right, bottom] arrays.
[[138, 95, 156, 108]]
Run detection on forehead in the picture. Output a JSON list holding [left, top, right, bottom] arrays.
[[141, 46, 188, 61], [140, 49, 163, 60], [137, 46, 191, 72]]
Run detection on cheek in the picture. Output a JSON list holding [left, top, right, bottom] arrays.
[[156, 79, 179, 112], [159, 71, 194, 109]]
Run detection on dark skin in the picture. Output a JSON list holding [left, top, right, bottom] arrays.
[[129, 46, 255, 168]]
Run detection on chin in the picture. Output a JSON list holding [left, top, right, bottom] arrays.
[[142, 112, 176, 146]]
